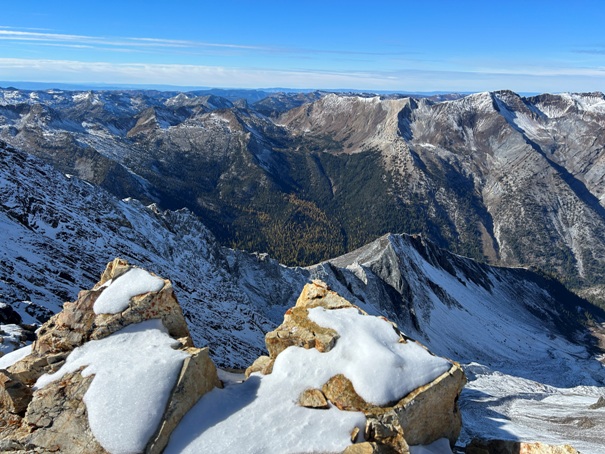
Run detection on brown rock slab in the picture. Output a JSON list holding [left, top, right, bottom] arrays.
[[466, 439, 581, 454], [0, 371, 32, 415], [385, 364, 466, 446], [298, 388, 329, 409], [147, 346, 222, 454], [322, 374, 371, 412]]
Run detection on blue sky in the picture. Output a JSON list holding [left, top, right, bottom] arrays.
[[1, 0, 604, 92]]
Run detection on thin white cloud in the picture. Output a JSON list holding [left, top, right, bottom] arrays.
[[0, 26, 414, 58], [0, 58, 603, 93], [472, 66, 605, 77], [0, 28, 274, 52], [0, 58, 396, 88]]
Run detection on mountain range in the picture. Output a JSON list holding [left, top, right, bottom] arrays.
[[1, 87, 604, 307], [2, 132, 605, 450], [2, 86, 605, 451]]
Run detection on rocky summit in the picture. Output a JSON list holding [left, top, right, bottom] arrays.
[[0, 263, 466, 454], [0, 259, 221, 454], [248, 280, 466, 453]]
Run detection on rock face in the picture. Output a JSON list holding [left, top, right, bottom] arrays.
[[0, 259, 221, 453], [247, 280, 466, 452], [466, 439, 581, 454]]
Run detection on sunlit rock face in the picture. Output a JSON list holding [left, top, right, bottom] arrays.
[[0, 260, 220, 454]]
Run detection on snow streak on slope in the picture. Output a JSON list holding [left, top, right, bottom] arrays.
[[0, 142, 306, 367]]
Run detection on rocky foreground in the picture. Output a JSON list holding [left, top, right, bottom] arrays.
[[0, 259, 469, 453], [0, 260, 585, 453]]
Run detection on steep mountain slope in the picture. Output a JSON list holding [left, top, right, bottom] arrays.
[[3, 141, 605, 450], [2, 88, 605, 303], [0, 141, 305, 367], [1, 140, 602, 368]]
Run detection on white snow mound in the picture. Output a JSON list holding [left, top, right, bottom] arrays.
[[35, 319, 189, 454], [93, 267, 164, 314], [165, 307, 451, 453]]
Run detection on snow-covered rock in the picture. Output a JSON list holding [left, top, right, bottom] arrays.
[[0, 260, 221, 454], [225, 280, 465, 453]]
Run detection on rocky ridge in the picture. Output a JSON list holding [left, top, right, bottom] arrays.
[[0, 264, 467, 454], [2, 88, 605, 302]]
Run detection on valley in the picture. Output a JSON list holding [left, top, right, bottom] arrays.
[[2, 87, 605, 452], [2, 88, 605, 306]]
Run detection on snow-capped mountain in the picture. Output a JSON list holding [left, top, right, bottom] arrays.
[[2, 140, 605, 451], [1, 88, 605, 305], [0, 141, 302, 366]]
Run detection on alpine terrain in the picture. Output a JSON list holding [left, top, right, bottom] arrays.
[[1, 88, 605, 307], [1, 133, 605, 451]]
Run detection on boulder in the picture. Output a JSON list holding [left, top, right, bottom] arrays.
[[249, 280, 466, 452], [466, 439, 581, 454], [0, 259, 220, 453], [298, 388, 330, 409]]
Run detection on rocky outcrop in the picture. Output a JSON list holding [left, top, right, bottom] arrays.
[[247, 280, 466, 453], [0, 259, 221, 453], [466, 439, 581, 454]]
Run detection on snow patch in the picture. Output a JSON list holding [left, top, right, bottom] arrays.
[[35, 319, 188, 454], [308, 307, 451, 404], [0, 344, 32, 369], [93, 267, 164, 314]]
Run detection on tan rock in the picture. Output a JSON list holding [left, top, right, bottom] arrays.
[[146, 346, 222, 454], [466, 439, 580, 454], [23, 371, 105, 453], [364, 408, 409, 453], [386, 363, 466, 446], [343, 441, 404, 454], [298, 388, 329, 409], [265, 306, 340, 358], [245, 355, 273, 378], [322, 374, 371, 412], [296, 280, 355, 310], [0, 371, 32, 415]]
